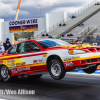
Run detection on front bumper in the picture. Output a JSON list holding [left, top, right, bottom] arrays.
[[63, 52, 100, 70]]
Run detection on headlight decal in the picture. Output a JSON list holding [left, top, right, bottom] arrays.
[[69, 49, 86, 55]]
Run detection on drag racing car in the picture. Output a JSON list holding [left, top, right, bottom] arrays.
[[0, 38, 100, 82]]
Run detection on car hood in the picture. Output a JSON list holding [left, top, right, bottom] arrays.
[[45, 44, 100, 52]]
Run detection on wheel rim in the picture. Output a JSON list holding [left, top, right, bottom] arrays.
[[1, 66, 8, 78], [51, 62, 61, 76]]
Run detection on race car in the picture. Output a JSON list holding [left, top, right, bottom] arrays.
[[0, 38, 100, 82]]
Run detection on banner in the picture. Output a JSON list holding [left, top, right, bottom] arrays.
[[9, 19, 38, 33], [9, 24, 38, 33]]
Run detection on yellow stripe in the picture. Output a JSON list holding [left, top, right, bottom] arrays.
[[8, 62, 46, 69], [0, 55, 18, 60], [63, 55, 100, 62]]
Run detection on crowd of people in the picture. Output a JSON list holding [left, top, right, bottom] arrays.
[[59, 23, 66, 26], [71, 15, 76, 18], [78, 23, 84, 26], [42, 33, 53, 38], [70, 37, 82, 45], [61, 33, 73, 37]]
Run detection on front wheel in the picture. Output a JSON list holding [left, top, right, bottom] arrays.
[[83, 64, 98, 74], [48, 59, 66, 80], [0, 66, 18, 82]]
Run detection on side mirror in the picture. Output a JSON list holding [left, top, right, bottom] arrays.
[[32, 47, 40, 51]]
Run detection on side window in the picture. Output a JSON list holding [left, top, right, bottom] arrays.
[[24, 41, 39, 53], [8, 45, 17, 54], [18, 41, 39, 53]]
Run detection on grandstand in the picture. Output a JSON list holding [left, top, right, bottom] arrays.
[[35, 1, 100, 43]]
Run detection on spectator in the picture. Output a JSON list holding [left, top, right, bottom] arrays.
[[72, 15, 76, 18], [76, 37, 82, 44], [42, 33, 45, 37], [67, 33, 70, 36], [63, 23, 66, 26], [46, 33, 49, 36], [90, 35, 94, 44], [61, 33, 64, 37], [96, 34, 100, 43], [70, 40, 75, 45], [64, 34, 67, 37], [87, 34, 90, 42], [59, 23, 62, 26], [3, 38, 12, 51], [81, 23, 84, 26], [78, 23, 84, 26], [70, 33, 73, 36], [78, 23, 81, 26], [48, 35, 53, 38]]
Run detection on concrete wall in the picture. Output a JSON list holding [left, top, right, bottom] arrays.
[[34, 18, 46, 35], [1, 21, 13, 44], [46, 12, 67, 32]]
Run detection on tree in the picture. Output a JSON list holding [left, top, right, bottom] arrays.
[[14, 33, 18, 41]]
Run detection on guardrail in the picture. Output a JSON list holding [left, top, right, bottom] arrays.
[[35, 0, 97, 38], [80, 26, 97, 42]]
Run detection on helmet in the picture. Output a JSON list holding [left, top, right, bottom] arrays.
[[6, 38, 9, 40]]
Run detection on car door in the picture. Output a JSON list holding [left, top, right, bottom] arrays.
[[7, 41, 45, 75], [16, 41, 44, 72]]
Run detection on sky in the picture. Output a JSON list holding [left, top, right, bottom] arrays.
[[0, 0, 97, 21]]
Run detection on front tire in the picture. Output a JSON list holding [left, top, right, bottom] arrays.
[[83, 64, 97, 74], [0, 66, 17, 82], [48, 59, 66, 80]]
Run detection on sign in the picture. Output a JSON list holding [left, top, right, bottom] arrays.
[[9, 19, 38, 33]]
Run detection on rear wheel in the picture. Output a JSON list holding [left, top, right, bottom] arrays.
[[0, 66, 17, 82], [28, 74, 42, 79], [83, 64, 97, 74], [48, 59, 66, 80]]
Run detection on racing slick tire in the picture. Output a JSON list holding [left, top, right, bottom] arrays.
[[83, 64, 98, 74], [0, 65, 18, 82], [28, 74, 42, 79], [48, 59, 66, 80]]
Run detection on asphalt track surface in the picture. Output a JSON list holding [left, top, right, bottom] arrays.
[[0, 73, 100, 100]]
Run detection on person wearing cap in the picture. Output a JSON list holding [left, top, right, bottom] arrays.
[[3, 38, 11, 51], [76, 37, 82, 44]]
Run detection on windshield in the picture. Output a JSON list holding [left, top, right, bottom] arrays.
[[36, 39, 70, 48]]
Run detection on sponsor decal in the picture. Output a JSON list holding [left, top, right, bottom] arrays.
[[16, 62, 26, 66], [65, 61, 74, 67], [33, 60, 42, 63], [33, 60, 37, 63], [11, 63, 16, 69], [21, 62, 26, 65], [8, 67, 12, 69], [64, 56, 80, 61], [3, 61, 6, 63], [38, 60, 42, 63], [7, 60, 11, 63], [17, 67, 30, 73], [11, 60, 15, 63], [11, 67, 31, 74], [43, 54, 47, 58], [11, 69, 17, 74], [0, 60, 3, 63], [16, 63, 21, 66]]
